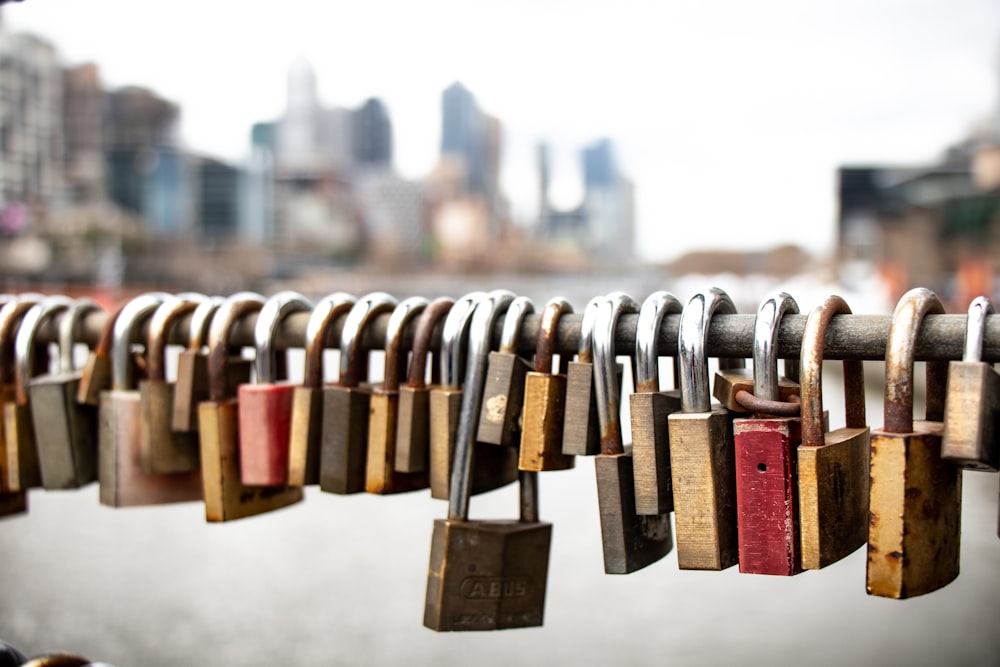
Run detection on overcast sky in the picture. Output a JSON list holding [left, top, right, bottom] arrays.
[[6, 0, 999, 262]]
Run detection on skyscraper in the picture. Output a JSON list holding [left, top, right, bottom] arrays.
[[353, 97, 393, 168], [440, 81, 486, 194]]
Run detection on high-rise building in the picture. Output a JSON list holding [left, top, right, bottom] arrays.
[[441, 81, 486, 194], [62, 63, 105, 205], [353, 97, 392, 168]]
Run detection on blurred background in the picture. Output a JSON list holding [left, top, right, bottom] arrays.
[[0, 0, 998, 665]]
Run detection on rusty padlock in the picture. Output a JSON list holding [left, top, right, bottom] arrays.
[[797, 295, 871, 570], [519, 297, 575, 472], [171, 296, 225, 433], [867, 287, 962, 599], [477, 296, 534, 447], [99, 293, 203, 508], [288, 292, 357, 486]]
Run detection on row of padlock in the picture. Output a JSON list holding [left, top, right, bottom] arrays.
[[0, 288, 996, 632]]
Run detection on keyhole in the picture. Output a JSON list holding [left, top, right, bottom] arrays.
[[757, 463, 767, 473]]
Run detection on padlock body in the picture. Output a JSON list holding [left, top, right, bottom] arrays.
[[30, 372, 98, 489], [320, 385, 372, 494], [366, 390, 429, 494], [477, 352, 531, 447], [199, 398, 303, 521], [172, 353, 251, 433], [798, 426, 870, 570], [942, 361, 1000, 471], [562, 361, 600, 456], [140, 379, 199, 474], [630, 389, 681, 514], [667, 407, 739, 570], [238, 382, 296, 486], [713, 369, 802, 413], [0, 490, 27, 518], [867, 421, 961, 599], [288, 385, 323, 486], [734, 416, 802, 575], [595, 452, 673, 574], [395, 385, 431, 473], [3, 402, 41, 492], [424, 518, 551, 631], [99, 390, 202, 507], [519, 371, 574, 472]]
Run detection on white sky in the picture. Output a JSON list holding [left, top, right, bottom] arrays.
[[6, 0, 999, 263]]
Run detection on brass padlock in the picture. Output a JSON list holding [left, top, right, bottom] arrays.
[[630, 291, 683, 515], [733, 291, 804, 576], [867, 287, 962, 599], [797, 294, 870, 570], [30, 299, 102, 489], [594, 292, 673, 574], [171, 296, 224, 433], [424, 293, 551, 631], [667, 287, 740, 570], [518, 297, 575, 472], [99, 293, 203, 508], [394, 297, 454, 473], [288, 292, 357, 486], [477, 296, 534, 447], [319, 291, 398, 494], [238, 291, 313, 486], [561, 296, 603, 456], [942, 296, 1000, 471], [199, 293, 303, 521], [366, 297, 431, 494], [139, 295, 205, 474]]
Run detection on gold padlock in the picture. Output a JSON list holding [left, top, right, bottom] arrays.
[[477, 295, 534, 447], [171, 296, 225, 433]]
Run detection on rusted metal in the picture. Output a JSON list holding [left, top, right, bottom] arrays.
[[734, 390, 801, 417], [883, 289, 946, 434]]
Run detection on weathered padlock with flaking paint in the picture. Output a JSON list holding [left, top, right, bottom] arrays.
[[99, 293, 203, 508], [561, 296, 603, 456], [867, 287, 962, 599], [366, 296, 431, 494], [797, 295, 870, 570], [198, 293, 303, 521], [942, 296, 1000, 471], [667, 288, 740, 570], [287, 292, 356, 486], [171, 296, 225, 433], [518, 297, 575, 472], [477, 296, 534, 447], [630, 291, 683, 515], [394, 297, 453, 474], [238, 291, 313, 486], [594, 292, 673, 574]]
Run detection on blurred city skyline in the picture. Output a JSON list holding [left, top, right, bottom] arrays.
[[8, 0, 999, 263]]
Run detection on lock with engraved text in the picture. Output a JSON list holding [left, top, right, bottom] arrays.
[[867, 287, 962, 599], [797, 295, 870, 570], [477, 296, 534, 447], [171, 296, 226, 433], [198, 293, 303, 522], [238, 291, 313, 486], [518, 297, 575, 472]]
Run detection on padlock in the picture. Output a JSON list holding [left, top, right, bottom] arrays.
[[198, 293, 303, 521], [429, 290, 519, 500], [79, 298, 161, 407], [797, 294, 870, 570], [667, 287, 740, 570], [99, 293, 203, 508], [366, 296, 431, 494], [394, 296, 454, 473], [942, 296, 1000, 471], [319, 291, 398, 494], [630, 290, 683, 515], [138, 295, 204, 474], [238, 291, 313, 486], [561, 296, 603, 456], [288, 292, 357, 486], [593, 292, 673, 574], [424, 293, 551, 631], [30, 299, 102, 489], [867, 287, 962, 599], [518, 297, 575, 472], [171, 296, 225, 433], [733, 291, 805, 576], [477, 296, 535, 446]]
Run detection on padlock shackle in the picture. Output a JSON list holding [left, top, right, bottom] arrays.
[[576, 296, 602, 363], [963, 296, 994, 362], [800, 295, 866, 447], [449, 289, 515, 521], [302, 292, 357, 390], [751, 291, 799, 403], [58, 299, 101, 374], [112, 294, 167, 391], [383, 297, 429, 392], [678, 287, 737, 413], [14, 296, 72, 404], [254, 291, 312, 384], [405, 297, 454, 390], [147, 296, 204, 382], [207, 294, 265, 401], [594, 291, 639, 456], [187, 296, 225, 351], [534, 297, 573, 374], [439, 291, 485, 389], [339, 292, 398, 388], [499, 297, 535, 355], [884, 287, 947, 433], [0, 295, 45, 387], [634, 291, 682, 392]]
